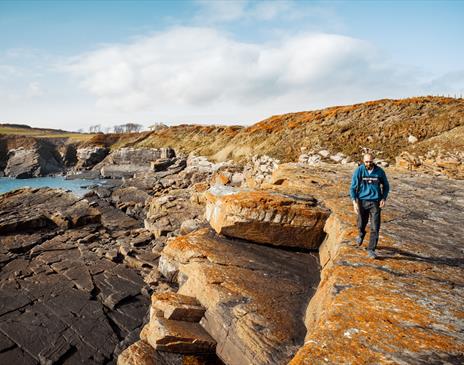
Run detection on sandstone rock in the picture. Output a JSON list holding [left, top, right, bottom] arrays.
[[243, 154, 279, 188], [160, 228, 320, 365], [141, 318, 216, 354], [179, 219, 201, 235], [143, 269, 162, 286], [204, 185, 330, 249], [160, 147, 176, 159], [118, 340, 156, 365], [150, 292, 206, 322], [264, 163, 464, 365]]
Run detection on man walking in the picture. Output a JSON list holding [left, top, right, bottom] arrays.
[[350, 153, 390, 259]]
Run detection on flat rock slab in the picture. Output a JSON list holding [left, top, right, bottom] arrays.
[[151, 292, 205, 322], [159, 228, 320, 365], [264, 163, 464, 365], [0, 188, 152, 364], [141, 318, 216, 354], [204, 185, 330, 249], [0, 188, 101, 233]]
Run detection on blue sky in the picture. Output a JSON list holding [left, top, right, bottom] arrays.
[[0, 0, 463, 131]]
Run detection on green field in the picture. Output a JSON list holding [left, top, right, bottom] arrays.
[[0, 126, 95, 141]]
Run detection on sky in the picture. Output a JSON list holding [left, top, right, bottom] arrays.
[[0, 0, 463, 131]]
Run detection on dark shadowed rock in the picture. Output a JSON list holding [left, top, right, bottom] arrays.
[[76, 147, 109, 169], [0, 188, 153, 364], [4, 140, 63, 178]]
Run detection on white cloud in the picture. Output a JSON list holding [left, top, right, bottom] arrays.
[[65, 26, 422, 123]]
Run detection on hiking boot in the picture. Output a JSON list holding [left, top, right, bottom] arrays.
[[367, 250, 377, 259], [355, 236, 364, 246]]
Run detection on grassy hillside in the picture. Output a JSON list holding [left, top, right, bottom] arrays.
[[0, 124, 95, 141], [131, 96, 464, 163]]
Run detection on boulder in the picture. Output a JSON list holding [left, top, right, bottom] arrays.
[[204, 185, 330, 249], [150, 158, 176, 172]]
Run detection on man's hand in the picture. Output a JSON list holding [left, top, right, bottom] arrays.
[[380, 199, 386, 208], [352, 200, 359, 214]]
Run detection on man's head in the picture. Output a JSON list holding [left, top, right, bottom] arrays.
[[363, 153, 375, 168]]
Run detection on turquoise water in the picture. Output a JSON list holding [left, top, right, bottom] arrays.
[[0, 177, 103, 196]]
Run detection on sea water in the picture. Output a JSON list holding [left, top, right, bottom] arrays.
[[0, 177, 103, 196]]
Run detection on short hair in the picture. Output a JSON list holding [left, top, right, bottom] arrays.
[[363, 153, 375, 161]]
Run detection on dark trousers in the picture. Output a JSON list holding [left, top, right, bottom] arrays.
[[357, 200, 381, 251]]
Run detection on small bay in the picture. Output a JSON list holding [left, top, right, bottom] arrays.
[[0, 176, 103, 196]]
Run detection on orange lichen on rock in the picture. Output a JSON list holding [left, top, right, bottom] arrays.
[[204, 187, 330, 249], [264, 163, 464, 364]]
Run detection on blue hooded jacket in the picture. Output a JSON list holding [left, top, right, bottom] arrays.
[[350, 164, 390, 202]]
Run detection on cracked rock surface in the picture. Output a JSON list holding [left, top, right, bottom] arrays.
[[0, 188, 155, 364]]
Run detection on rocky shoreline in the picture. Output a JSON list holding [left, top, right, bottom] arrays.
[[1, 142, 463, 364]]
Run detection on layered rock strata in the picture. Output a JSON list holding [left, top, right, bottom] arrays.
[[158, 228, 321, 365], [204, 185, 330, 249]]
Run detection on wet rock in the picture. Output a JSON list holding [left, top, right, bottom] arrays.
[[0, 188, 100, 233], [204, 185, 330, 249]]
